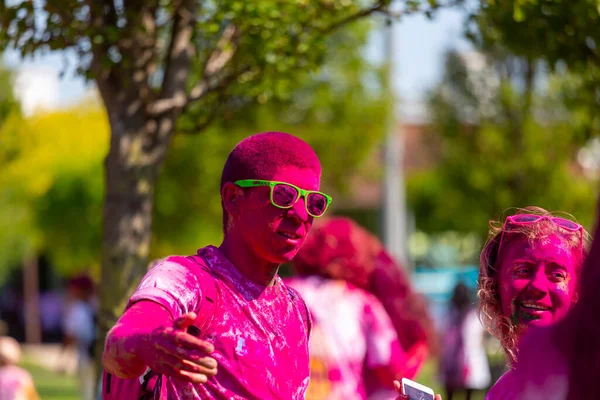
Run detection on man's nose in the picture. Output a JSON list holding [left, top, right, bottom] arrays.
[[286, 196, 309, 222]]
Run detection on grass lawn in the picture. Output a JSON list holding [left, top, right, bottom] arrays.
[[21, 357, 500, 400], [22, 360, 79, 400]]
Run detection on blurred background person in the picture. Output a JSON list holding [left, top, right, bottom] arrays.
[[0, 335, 39, 400], [439, 282, 490, 400], [286, 217, 435, 399], [61, 275, 97, 400]]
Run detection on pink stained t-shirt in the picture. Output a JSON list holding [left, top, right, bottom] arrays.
[[285, 276, 406, 400], [127, 246, 311, 400]]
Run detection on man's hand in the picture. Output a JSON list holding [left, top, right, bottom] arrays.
[[139, 312, 218, 383]]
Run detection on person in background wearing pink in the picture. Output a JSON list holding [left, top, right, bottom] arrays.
[[287, 217, 436, 399], [0, 336, 39, 400], [476, 207, 590, 399], [102, 132, 332, 399]]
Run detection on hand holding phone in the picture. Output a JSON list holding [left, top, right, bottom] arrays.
[[393, 378, 441, 400], [401, 378, 434, 400]]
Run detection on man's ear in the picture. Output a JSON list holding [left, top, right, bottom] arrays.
[[222, 182, 245, 216]]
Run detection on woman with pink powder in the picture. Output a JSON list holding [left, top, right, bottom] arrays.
[[474, 198, 600, 399], [475, 207, 591, 399], [287, 217, 436, 400], [102, 132, 332, 399]]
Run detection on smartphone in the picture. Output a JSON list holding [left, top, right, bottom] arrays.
[[401, 378, 435, 400]]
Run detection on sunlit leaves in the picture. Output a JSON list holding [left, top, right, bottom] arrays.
[[0, 102, 109, 277]]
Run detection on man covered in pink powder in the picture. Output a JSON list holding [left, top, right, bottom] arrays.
[[102, 132, 333, 399]]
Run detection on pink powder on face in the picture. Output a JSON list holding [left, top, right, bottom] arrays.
[[220, 132, 322, 233], [234, 166, 320, 265], [126, 246, 311, 399], [234, 167, 319, 264], [497, 235, 579, 328]]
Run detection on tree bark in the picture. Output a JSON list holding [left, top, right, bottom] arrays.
[[94, 1, 198, 376], [96, 106, 175, 360], [23, 254, 40, 344]]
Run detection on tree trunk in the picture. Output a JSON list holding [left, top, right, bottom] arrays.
[[96, 107, 175, 366], [23, 254, 40, 344]]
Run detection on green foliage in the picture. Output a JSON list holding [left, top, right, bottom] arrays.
[[471, 1, 600, 141], [0, 66, 19, 122], [472, 0, 600, 70], [407, 50, 597, 247], [0, 67, 30, 281], [0, 0, 438, 113], [0, 105, 109, 279]]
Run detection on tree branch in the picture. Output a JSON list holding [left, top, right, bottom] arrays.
[[148, 65, 248, 115], [120, 3, 159, 105], [203, 24, 239, 76], [148, 23, 241, 115], [157, 0, 198, 112], [320, 2, 388, 34]]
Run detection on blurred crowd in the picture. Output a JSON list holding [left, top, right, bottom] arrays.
[[0, 274, 98, 400]]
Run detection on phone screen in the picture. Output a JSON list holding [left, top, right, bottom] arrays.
[[403, 385, 434, 400]]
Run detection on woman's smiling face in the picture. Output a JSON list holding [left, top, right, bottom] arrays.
[[498, 235, 579, 328]]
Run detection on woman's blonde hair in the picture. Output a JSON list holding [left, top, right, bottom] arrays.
[[477, 206, 591, 362]]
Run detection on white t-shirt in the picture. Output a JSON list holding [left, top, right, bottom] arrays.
[[63, 299, 95, 358]]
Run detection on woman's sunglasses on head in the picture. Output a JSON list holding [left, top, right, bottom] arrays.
[[234, 179, 332, 218], [497, 214, 584, 256]]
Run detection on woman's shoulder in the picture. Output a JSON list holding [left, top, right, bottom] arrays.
[[485, 370, 518, 400]]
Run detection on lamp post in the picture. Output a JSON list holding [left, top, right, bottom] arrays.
[[381, 16, 408, 266]]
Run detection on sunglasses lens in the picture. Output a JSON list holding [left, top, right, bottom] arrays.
[[307, 193, 328, 216], [552, 218, 580, 231], [511, 214, 541, 223], [272, 184, 298, 207]]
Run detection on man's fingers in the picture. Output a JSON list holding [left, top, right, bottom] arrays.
[[173, 312, 197, 330], [178, 358, 218, 377], [178, 369, 210, 384], [171, 330, 214, 353], [154, 354, 217, 382], [173, 346, 218, 369], [393, 380, 401, 392], [435, 395, 443, 400]]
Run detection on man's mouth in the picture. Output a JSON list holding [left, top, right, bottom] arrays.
[[277, 231, 302, 240]]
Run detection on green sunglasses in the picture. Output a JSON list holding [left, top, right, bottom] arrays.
[[234, 179, 332, 217]]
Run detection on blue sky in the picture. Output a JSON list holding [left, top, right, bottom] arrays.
[[3, 7, 472, 117]]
